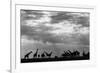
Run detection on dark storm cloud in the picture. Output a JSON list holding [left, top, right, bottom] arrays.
[[50, 12, 73, 24], [21, 9, 44, 15], [20, 9, 44, 21], [50, 12, 89, 27], [21, 25, 34, 36], [21, 24, 53, 36], [77, 16, 89, 27], [21, 9, 89, 27]]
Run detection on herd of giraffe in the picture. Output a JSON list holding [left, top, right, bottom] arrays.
[[24, 49, 53, 59], [24, 48, 89, 59]]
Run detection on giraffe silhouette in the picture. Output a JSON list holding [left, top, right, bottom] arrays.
[[82, 50, 89, 57], [55, 56, 58, 58], [33, 49, 39, 58], [67, 50, 73, 56], [82, 50, 86, 56], [38, 54, 40, 58], [24, 51, 33, 59], [61, 50, 70, 57], [74, 50, 80, 56], [44, 51, 52, 58], [41, 52, 46, 58]]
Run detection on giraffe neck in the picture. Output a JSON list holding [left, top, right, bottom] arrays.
[[28, 52, 32, 55], [36, 49, 38, 54]]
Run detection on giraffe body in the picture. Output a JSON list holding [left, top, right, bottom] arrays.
[[33, 49, 39, 58], [24, 51, 32, 59]]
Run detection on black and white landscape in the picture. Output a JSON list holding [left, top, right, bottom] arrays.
[[20, 9, 90, 63]]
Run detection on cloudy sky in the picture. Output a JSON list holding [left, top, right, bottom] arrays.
[[20, 9, 89, 58]]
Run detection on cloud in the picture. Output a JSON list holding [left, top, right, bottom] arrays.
[[50, 12, 89, 27], [21, 24, 89, 45], [21, 10, 89, 46], [20, 9, 44, 21], [50, 12, 73, 24]]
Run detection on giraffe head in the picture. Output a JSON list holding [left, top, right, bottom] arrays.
[[30, 51, 33, 53]]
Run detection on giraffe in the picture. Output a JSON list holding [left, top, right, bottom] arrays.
[[24, 51, 33, 59], [33, 49, 39, 58], [61, 50, 70, 57], [38, 54, 40, 58], [74, 50, 80, 56], [67, 50, 74, 56], [41, 51, 46, 58], [44, 51, 52, 58]]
